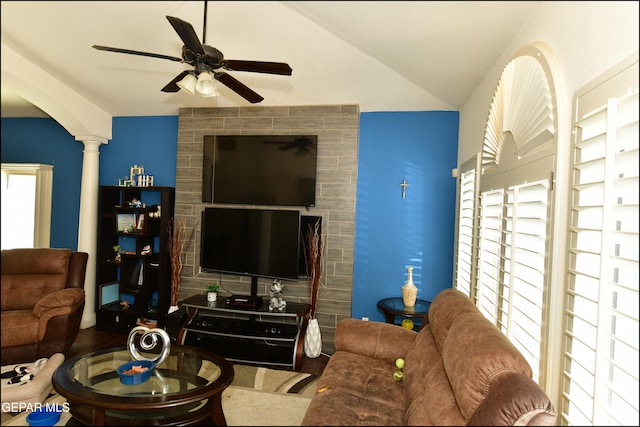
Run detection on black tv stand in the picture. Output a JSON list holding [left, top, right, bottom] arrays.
[[178, 294, 310, 370]]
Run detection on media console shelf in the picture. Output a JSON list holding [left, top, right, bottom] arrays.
[[178, 294, 311, 371]]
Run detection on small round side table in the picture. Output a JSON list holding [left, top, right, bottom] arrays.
[[376, 297, 431, 329]]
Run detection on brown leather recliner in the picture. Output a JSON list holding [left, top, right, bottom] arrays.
[[1, 248, 88, 365]]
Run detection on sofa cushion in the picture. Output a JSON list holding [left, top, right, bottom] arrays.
[[314, 351, 406, 411], [1, 310, 39, 348], [404, 325, 439, 395], [405, 359, 466, 425], [302, 387, 406, 426], [334, 318, 416, 363], [1, 248, 71, 310], [442, 312, 532, 421], [428, 288, 479, 353]]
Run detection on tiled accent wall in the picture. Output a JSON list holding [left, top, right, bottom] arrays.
[[175, 104, 360, 354]]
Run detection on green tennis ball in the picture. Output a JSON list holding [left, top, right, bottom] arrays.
[[401, 319, 414, 330], [395, 358, 405, 369], [393, 370, 404, 382]]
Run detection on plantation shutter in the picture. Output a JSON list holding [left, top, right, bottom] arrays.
[[456, 46, 557, 388], [560, 55, 639, 426], [502, 179, 549, 382], [476, 188, 505, 325], [476, 179, 550, 382], [453, 154, 481, 300]]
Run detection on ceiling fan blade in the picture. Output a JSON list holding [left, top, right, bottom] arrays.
[[215, 72, 264, 103], [92, 45, 183, 62], [222, 60, 292, 75], [161, 70, 191, 93], [166, 16, 205, 55]]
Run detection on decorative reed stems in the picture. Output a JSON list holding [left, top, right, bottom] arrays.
[[303, 219, 324, 318], [167, 217, 196, 306]]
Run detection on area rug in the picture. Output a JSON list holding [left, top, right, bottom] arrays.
[[1, 364, 319, 426]]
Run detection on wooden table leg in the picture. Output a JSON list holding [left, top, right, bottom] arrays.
[[90, 406, 106, 426], [210, 392, 227, 426]]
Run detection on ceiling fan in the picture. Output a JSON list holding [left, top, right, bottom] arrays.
[[92, 2, 292, 103]]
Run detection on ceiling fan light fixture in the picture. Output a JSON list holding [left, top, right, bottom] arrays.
[[177, 73, 197, 95], [200, 87, 218, 98], [196, 71, 216, 96]]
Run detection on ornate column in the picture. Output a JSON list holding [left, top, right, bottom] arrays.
[[77, 138, 105, 329]]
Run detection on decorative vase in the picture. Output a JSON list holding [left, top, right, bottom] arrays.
[[304, 318, 322, 358], [402, 266, 418, 307], [207, 292, 217, 302]]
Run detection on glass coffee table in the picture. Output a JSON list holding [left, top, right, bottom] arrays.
[[52, 345, 234, 426]]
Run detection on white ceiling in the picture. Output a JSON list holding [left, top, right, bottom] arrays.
[[1, 1, 540, 118]]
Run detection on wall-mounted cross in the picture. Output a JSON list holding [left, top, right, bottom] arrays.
[[400, 179, 409, 199]]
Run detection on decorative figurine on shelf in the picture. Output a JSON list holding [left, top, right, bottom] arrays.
[[130, 165, 144, 182], [120, 300, 130, 310], [112, 245, 121, 262], [118, 176, 133, 186], [269, 279, 286, 312], [129, 198, 143, 208], [141, 245, 151, 255]]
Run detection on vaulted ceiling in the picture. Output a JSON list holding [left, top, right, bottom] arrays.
[[1, 1, 540, 118]]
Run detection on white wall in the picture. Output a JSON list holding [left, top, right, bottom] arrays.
[[458, 1, 639, 164]]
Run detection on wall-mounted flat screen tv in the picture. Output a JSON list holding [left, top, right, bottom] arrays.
[[203, 134, 318, 207], [200, 207, 301, 286]]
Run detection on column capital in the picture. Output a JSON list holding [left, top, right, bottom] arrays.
[[75, 136, 109, 145]]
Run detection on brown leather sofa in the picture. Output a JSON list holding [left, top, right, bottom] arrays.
[[302, 289, 557, 426], [1, 248, 88, 365]]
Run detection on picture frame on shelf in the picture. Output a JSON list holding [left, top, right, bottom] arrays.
[[99, 281, 120, 308], [117, 213, 136, 233]]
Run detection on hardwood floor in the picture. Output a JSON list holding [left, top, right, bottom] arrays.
[[68, 326, 330, 376]]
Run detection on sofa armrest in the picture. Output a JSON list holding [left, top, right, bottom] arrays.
[[334, 318, 417, 362], [467, 373, 557, 426], [33, 288, 85, 340]]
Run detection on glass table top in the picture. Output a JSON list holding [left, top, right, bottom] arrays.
[[377, 297, 431, 315], [63, 346, 223, 398]]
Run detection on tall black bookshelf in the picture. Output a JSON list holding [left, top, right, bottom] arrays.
[[95, 186, 175, 333]]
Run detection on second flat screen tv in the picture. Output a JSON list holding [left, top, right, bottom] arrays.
[[200, 207, 301, 281], [203, 134, 318, 207]]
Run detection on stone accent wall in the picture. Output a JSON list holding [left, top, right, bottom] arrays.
[[175, 104, 359, 354]]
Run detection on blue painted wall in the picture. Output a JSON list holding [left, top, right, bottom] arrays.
[[1, 116, 178, 250], [1, 118, 83, 250], [353, 111, 459, 323], [2, 112, 457, 321], [100, 116, 178, 187]]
